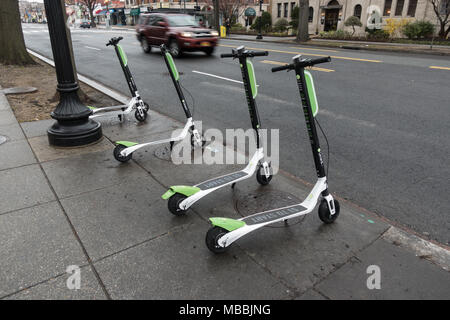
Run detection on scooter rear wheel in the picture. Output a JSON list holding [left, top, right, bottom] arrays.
[[168, 193, 188, 216], [256, 165, 272, 185], [113, 144, 132, 163], [205, 226, 228, 254], [318, 198, 340, 224]]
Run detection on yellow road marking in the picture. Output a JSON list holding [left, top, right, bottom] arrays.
[[288, 46, 340, 53], [260, 60, 335, 72], [219, 44, 382, 63], [429, 66, 450, 71]]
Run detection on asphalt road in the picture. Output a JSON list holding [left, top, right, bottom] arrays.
[[22, 23, 450, 245]]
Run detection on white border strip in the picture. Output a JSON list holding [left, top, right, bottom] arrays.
[[192, 70, 243, 84]]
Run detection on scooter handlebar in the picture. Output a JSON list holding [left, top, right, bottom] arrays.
[[106, 37, 123, 47], [250, 51, 269, 57], [306, 56, 331, 66], [271, 64, 293, 72], [271, 56, 331, 72], [221, 50, 268, 59]]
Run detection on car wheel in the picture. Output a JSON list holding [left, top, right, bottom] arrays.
[[169, 39, 182, 58], [204, 47, 215, 56], [141, 37, 151, 53]]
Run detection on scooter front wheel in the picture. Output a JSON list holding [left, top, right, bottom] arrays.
[[113, 144, 132, 163], [190, 132, 206, 148], [318, 198, 340, 224], [256, 165, 272, 186], [205, 226, 229, 254], [135, 109, 147, 122], [168, 193, 188, 216]]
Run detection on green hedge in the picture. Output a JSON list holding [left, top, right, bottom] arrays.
[[402, 21, 435, 39]]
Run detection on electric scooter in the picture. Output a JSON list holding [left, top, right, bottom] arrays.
[[88, 37, 149, 122], [161, 46, 273, 215], [205, 55, 341, 253], [113, 44, 205, 162]]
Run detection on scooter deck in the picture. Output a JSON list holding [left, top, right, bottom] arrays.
[[90, 104, 127, 114], [195, 171, 248, 190], [241, 204, 307, 225]]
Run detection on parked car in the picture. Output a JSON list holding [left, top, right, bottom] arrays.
[[80, 21, 91, 29], [136, 13, 219, 57]]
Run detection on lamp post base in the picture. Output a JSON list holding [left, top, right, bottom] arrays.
[[48, 119, 102, 147], [256, 34, 263, 39]]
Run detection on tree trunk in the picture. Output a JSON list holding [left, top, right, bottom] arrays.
[[438, 23, 450, 39], [0, 0, 36, 65], [296, 0, 309, 42], [89, 7, 96, 27]]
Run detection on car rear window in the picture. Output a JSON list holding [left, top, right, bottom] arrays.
[[138, 16, 148, 25], [166, 15, 199, 27]]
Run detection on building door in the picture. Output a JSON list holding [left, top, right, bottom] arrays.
[[324, 9, 339, 31], [324, 0, 340, 31]]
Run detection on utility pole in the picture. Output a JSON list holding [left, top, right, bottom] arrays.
[[213, 0, 220, 31]]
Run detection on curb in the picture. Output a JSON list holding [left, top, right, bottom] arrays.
[[26, 47, 450, 272], [226, 36, 450, 56]]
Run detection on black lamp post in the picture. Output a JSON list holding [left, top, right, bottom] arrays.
[[43, 0, 102, 147], [256, 0, 263, 40]]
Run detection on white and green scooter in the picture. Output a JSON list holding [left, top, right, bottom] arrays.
[[205, 55, 341, 253], [161, 46, 273, 215], [89, 37, 149, 122], [113, 44, 204, 162]]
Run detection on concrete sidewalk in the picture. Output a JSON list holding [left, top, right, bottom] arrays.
[[0, 74, 449, 299]]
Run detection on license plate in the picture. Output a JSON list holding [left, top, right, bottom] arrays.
[[201, 42, 211, 47]]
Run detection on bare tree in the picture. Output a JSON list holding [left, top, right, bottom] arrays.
[[0, 0, 36, 65], [66, 0, 99, 27], [429, 0, 450, 39], [205, 0, 248, 23], [296, 0, 309, 42]]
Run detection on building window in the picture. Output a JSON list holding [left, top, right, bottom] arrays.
[[308, 7, 314, 22], [354, 4, 362, 19], [277, 3, 282, 18], [284, 3, 288, 18], [291, 2, 296, 17], [395, 0, 404, 15], [407, 0, 417, 16], [440, 0, 449, 15], [383, 0, 392, 16]]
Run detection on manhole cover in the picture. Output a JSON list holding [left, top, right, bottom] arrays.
[[1, 87, 37, 95], [154, 144, 173, 161], [235, 188, 306, 228], [0, 136, 7, 145]]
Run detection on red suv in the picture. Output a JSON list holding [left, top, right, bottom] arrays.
[[136, 13, 219, 58]]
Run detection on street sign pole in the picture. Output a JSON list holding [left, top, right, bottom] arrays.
[[256, 0, 263, 40]]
